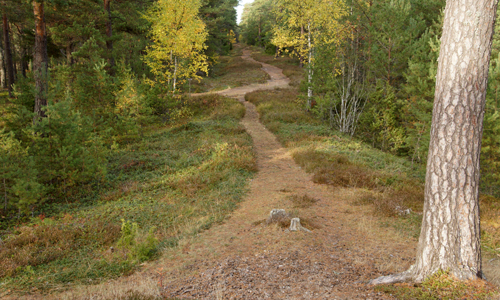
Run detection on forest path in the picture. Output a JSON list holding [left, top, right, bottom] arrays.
[[154, 49, 413, 299], [60, 48, 414, 300]]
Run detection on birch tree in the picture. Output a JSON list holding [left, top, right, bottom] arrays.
[[371, 0, 499, 284], [144, 0, 208, 94], [272, 0, 346, 108]]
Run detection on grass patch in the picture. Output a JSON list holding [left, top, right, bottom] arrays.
[[375, 270, 498, 300], [0, 95, 256, 294], [481, 194, 500, 256], [189, 45, 270, 93]]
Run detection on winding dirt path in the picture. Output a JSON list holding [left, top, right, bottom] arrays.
[[153, 50, 416, 299], [59, 48, 416, 300]]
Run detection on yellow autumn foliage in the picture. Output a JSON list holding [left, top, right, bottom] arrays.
[[272, 0, 347, 62], [144, 0, 209, 92]]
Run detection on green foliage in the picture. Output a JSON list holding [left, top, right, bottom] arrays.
[[200, 0, 238, 56], [0, 95, 255, 292], [239, 0, 275, 48], [361, 82, 405, 153], [30, 94, 107, 198], [117, 219, 158, 263], [0, 131, 44, 213]]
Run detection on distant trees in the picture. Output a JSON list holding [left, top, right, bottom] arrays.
[[200, 0, 238, 57], [239, 0, 275, 49], [272, 0, 346, 108]]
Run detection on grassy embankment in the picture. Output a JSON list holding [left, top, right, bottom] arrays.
[[246, 47, 500, 299], [0, 45, 270, 295]]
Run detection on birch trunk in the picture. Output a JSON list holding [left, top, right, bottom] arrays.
[[0, 46, 6, 88], [371, 0, 498, 284], [307, 22, 313, 109], [173, 56, 177, 94]]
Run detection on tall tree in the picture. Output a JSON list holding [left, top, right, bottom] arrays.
[[2, 14, 14, 97], [32, 0, 48, 123], [371, 0, 499, 284]]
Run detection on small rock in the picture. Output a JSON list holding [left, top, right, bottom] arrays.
[[267, 209, 289, 224], [395, 206, 412, 216]]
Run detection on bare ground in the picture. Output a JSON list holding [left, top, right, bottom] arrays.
[[35, 48, 498, 299]]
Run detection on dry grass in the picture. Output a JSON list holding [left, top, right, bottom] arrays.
[[0, 217, 121, 278], [481, 195, 500, 256], [292, 147, 425, 219], [288, 194, 318, 208], [376, 270, 499, 300], [59, 276, 161, 300]]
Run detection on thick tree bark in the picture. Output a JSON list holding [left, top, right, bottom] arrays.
[[3, 14, 14, 97], [371, 0, 498, 285], [104, 0, 115, 73], [33, 0, 48, 123]]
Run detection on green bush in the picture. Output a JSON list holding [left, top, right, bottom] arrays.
[[0, 130, 44, 213], [29, 94, 107, 198], [118, 219, 159, 263]]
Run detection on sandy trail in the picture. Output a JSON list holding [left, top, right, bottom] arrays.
[[54, 48, 416, 300], [155, 50, 415, 299]]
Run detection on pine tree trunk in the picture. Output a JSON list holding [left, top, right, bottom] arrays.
[[412, 0, 498, 281], [3, 14, 14, 97], [104, 0, 115, 73], [370, 0, 498, 285], [20, 47, 27, 78], [33, 0, 48, 124]]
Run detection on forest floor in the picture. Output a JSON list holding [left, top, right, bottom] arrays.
[[17, 46, 500, 299]]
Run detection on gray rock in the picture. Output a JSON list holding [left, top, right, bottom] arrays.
[[267, 209, 289, 224]]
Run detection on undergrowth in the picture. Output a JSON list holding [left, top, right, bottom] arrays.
[[375, 270, 498, 299], [0, 94, 256, 293]]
